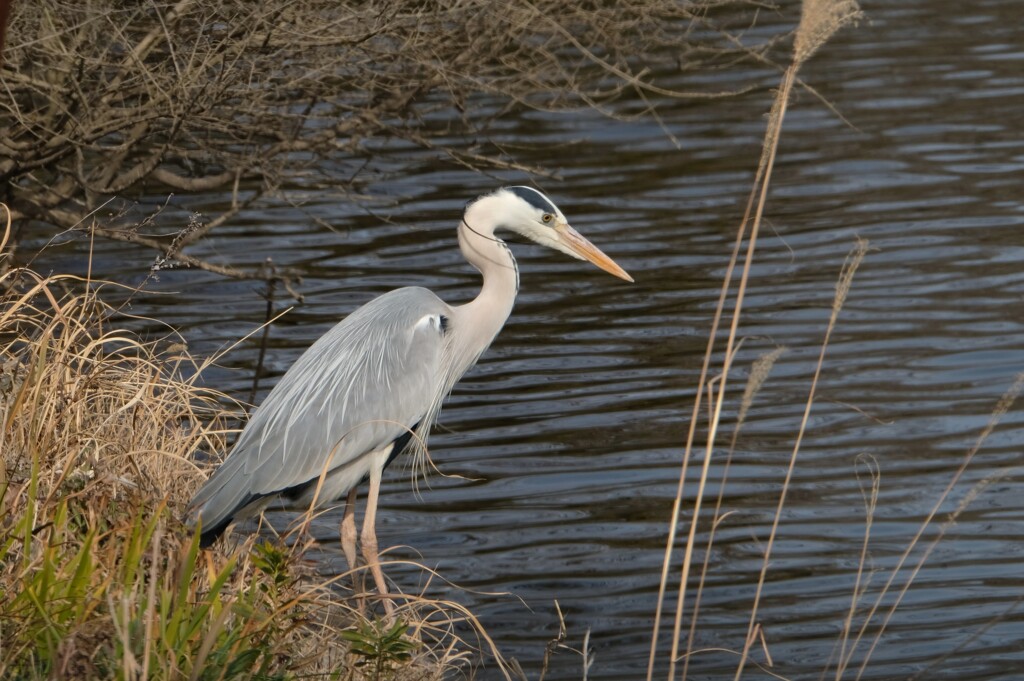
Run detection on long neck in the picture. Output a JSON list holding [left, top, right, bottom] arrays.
[[406, 209, 521, 480], [450, 212, 519, 365]]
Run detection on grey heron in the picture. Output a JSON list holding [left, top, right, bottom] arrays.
[[186, 186, 632, 604]]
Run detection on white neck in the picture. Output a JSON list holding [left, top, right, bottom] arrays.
[[449, 197, 520, 370], [407, 194, 527, 480]]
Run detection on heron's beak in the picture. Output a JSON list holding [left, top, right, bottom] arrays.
[[557, 223, 634, 283]]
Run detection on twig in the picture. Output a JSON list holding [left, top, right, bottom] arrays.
[[248, 259, 278, 409]]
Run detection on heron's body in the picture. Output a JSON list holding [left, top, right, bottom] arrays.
[[189, 287, 452, 544], [186, 186, 631, 606]]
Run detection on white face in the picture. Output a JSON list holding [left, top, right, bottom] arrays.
[[465, 186, 633, 282], [498, 186, 579, 258]]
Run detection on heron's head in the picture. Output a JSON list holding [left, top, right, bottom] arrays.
[[464, 186, 634, 282]]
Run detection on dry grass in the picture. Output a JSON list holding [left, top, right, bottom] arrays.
[[646, 0, 867, 679], [0, 205, 506, 680], [649, 1, 1024, 679]]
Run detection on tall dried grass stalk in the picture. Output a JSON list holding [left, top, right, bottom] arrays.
[[682, 347, 786, 680], [738, 347, 788, 431], [646, 58, 780, 677], [794, 0, 864, 65], [820, 453, 879, 681], [731, 238, 869, 681], [838, 372, 1024, 681], [666, 56, 797, 681], [648, 1, 861, 679]]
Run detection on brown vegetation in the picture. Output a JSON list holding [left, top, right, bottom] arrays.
[[1, 0, 748, 284], [0, 207, 503, 679], [646, 0, 867, 679], [643, 1, 1024, 679]]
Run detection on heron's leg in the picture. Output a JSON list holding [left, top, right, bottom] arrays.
[[340, 487, 359, 573], [361, 463, 395, 616]]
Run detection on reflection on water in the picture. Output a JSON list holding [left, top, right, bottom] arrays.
[[35, 1, 1024, 679]]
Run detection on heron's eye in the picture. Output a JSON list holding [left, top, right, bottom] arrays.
[[542, 213, 553, 224]]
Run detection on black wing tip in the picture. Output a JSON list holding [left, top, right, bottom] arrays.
[[190, 491, 260, 549], [191, 509, 236, 549], [198, 521, 230, 549]]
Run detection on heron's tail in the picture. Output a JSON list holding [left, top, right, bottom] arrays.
[[185, 450, 257, 547], [197, 515, 235, 548]]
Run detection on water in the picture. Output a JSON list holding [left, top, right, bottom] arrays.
[[30, 1, 1024, 678]]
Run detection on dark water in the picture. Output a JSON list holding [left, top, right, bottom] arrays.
[[32, 1, 1024, 679]]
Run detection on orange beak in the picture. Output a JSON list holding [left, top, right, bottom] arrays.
[[556, 223, 634, 283]]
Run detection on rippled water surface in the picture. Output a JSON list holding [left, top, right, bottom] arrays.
[[38, 1, 1024, 679]]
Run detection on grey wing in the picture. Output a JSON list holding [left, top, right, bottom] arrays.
[[187, 286, 451, 532]]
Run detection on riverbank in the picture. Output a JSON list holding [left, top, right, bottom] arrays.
[[0, 211, 495, 680]]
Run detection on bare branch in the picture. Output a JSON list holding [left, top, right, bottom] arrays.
[[150, 167, 236, 192], [2, 0, 765, 284]]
